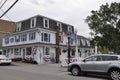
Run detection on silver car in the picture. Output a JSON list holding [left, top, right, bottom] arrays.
[[68, 54, 120, 80]]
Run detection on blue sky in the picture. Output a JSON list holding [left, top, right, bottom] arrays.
[[0, 0, 119, 37]]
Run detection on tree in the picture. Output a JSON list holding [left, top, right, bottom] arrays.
[[86, 2, 120, 54]]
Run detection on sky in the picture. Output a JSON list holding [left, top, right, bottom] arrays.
[[0, 0, 119, 37]]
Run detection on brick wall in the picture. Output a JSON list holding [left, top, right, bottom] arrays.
[[0, 19, 16, 50], [0, 19, 16, 32]]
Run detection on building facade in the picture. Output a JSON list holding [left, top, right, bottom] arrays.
[[0, 19, 16, 54], [2, 15, 94, 64]]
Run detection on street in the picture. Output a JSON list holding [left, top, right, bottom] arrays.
[[0, 62, 110, 80]]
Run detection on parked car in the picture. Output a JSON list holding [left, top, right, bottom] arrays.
[[68, 54, 120, 80], [0, 55, 12, 65]]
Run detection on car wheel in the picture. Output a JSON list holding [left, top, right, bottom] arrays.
[[110, 69, 120, 80], [71, 66, 80, 76]]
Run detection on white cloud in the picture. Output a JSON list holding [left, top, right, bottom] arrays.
[[1, 0, 119, 37]]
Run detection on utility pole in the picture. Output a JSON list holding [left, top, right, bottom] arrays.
[[56, 26, 60, 63]]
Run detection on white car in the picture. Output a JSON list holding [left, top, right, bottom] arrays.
[[0, 55, 12, 65]]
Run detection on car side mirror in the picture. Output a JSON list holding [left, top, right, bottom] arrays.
[[82, 59, 86, 62]]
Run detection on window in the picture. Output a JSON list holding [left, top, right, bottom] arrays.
[[85, 56, 97, 61], [5, 38, 9, 44], [45, 47, 49, 55], [43, 18, 49, 28], [10, 37, 14, 43], [15, 35, 20, 42], [41, 33, 50, 42], [21, 34, 27, 41], [14, 48, 19, 55], [57, 22, 62, 32], [16, 23, 21, 31], [86, 40, 90, 46], [101, 56, 118, 61], [30, 18, 36, 28], [81, 39, 86, 46], [68, 26, 72, 32], [44, 33, 49, 42], [29, 32, 36, 40], [26, 47, 32, 55], [3, 50, 6, 55]]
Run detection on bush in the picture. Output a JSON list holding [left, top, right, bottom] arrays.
[[12, 58, 22, 62], [22, 59, 37, 64]]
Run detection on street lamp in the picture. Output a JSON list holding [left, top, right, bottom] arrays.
[[67, 32, 71, 64]]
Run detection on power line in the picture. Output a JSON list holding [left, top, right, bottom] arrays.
[[0, 0, 7, 9], [0, 0, 3, 5], [0, 0, 18, 18], [0, 9, 12, 21]]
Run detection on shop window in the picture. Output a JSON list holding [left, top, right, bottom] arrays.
[[14, 48, 19, 55], [45, 47, 49, 55], [3, 50, 6, 55], [26, 47, 32, 55]]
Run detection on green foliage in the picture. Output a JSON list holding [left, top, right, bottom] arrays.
[[12, 58, 37, 64], [12, 58, 22, 62], [86, 2, 120, 54], [22, 59, 37, 64]]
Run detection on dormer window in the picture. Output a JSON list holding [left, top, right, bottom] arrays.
[[43, 18, 49, 28], [68, 26, 72, 32], [16, 23, 21, 31], [81, 39, 86, 46], [86, 40, 90, 46], [57, 22, 62, 32], [30, 18, 36, 28]]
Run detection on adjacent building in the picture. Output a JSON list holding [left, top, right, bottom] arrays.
[[0, 19, 16, 54]]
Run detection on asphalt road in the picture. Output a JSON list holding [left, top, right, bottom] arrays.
[[0, 62, 110, 80]]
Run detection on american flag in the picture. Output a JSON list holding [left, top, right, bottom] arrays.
[[32, 47, 36, 55], [61, 31, 65, 42]]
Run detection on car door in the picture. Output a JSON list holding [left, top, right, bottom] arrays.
[[81, 56, 98, 72], [94, 56, 118, 72]]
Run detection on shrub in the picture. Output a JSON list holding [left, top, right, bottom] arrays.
[[12, 58, 22, 62], [22, 59, 37, 64]]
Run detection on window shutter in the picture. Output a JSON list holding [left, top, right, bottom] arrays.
[[29, 33, 30, 40], [34, 32, 36, 40], [19, 35, 20, 42], [49, 34, 50, 42], [41, 33, 44, 41]]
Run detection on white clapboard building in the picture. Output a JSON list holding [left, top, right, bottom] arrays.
[[2, 15, 94, 64]]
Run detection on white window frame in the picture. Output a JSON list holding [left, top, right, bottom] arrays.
[[68, 26, 72, 32], [44, 33, 49, 42], [43, 18, 49, 28], [81, 39, 86, 46], [30, 18, 36, 28], [16, 23, 21, 31], [57, 22, 62, 32], [86, 40, 90, 46]]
